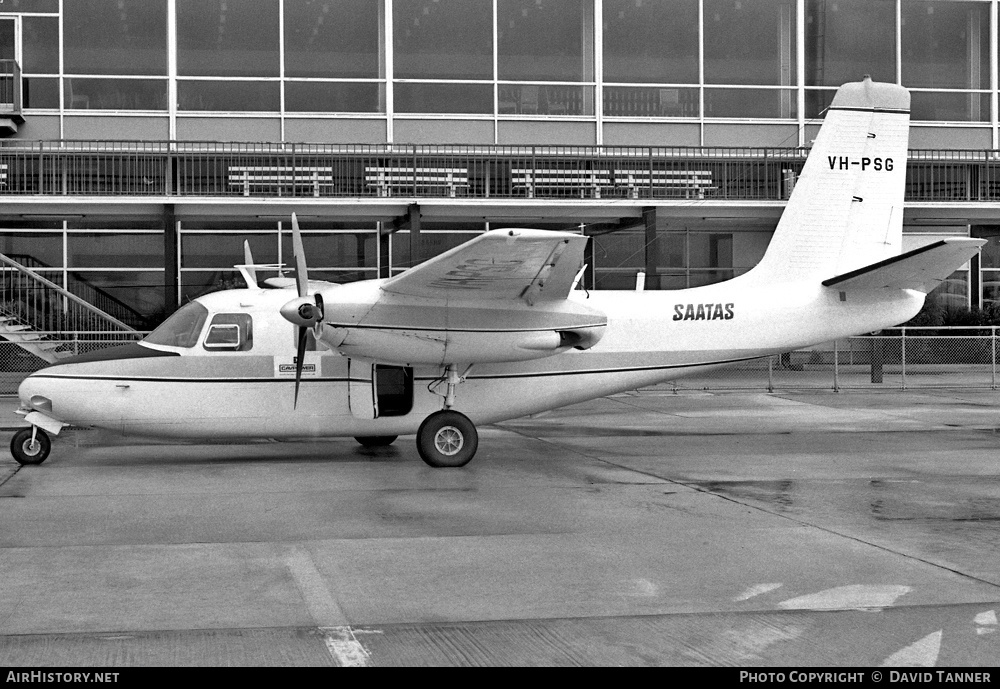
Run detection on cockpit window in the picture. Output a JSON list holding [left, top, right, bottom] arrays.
[[143, 302, 209, 348], [203, 313, 253, 351]]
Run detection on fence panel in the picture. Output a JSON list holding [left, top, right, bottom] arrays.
[[668, 328, 1000, 392], [0, 332, 147, 395]]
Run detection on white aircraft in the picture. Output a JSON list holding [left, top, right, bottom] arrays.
[[10, 78, 984, 468]]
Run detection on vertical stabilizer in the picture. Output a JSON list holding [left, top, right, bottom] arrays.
[[746, 78, 910, 284]]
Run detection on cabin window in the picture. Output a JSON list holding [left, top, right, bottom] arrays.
[[203, 313, 253, 351], [375, 365, 413, 417], [143, 301, 209, 348]]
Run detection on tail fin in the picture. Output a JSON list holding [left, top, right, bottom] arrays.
[[747, 77, 910, 284]]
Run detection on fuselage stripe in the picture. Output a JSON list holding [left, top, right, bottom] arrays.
[[26, 355, 760, 384]]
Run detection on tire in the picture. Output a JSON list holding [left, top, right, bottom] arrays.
[[416, 410, 478, 468], [10, 428, 51, 466], [355, 435, 398, 447]]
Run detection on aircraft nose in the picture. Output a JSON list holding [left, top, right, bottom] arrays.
[[18, 372, 55, 412]]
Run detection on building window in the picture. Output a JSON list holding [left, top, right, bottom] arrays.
[[604, 86, 699, 118], [805, 0, 896, 86], [499, 0, 593, 83], [910, 91, 990, 123], [64, 0, 167, 76], [704, 0, 795, 87], [704, 88, 796, 119], [64, 78, 167, 111], [603, 0, 698, 84], [394, 0, 492, 80], [902, 0, 989, 91], [284, 0, 380, 80], [178, 222, 377, 303], [285, 81, 381, 114], [177, 0, 279, 78], [177, 80, 279, 112], [22, 15, 59, 75], [394, 82, 493, 115]]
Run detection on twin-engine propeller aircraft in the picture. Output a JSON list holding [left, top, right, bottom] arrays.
[[10, 78, 985, 468]]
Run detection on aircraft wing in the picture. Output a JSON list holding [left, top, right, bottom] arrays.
[[822, 238, 986, 293], [381, 229, 587, 304]]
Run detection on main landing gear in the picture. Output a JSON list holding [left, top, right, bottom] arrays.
[[417, 364, 478, 468], [10, 427, 51, 466], [417, 410, 478, 468]]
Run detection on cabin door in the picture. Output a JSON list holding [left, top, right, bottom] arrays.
[[348, 362, 414, 420], [347, 359, 376, 420]]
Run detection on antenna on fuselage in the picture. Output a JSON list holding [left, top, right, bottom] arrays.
[[237, 241, 258, 289]]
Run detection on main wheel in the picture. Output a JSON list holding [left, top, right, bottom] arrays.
[[355, 435, 398, 447], [10, 428, 51, 466], [416, 410, 478, 468]]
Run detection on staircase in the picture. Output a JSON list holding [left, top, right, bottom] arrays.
[[0, 252, 138, 365], [0, 310, 74, 364]]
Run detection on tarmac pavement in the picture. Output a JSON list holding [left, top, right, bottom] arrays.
[[1, 386, 1000, 666]]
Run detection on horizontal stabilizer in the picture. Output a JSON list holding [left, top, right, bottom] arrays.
[[821, 238, 986, 293]]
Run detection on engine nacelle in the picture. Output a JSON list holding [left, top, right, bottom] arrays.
[[322, 324, 606, 366]]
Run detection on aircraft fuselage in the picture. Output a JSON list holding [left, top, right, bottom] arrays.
[[17, 275, 923, 442]]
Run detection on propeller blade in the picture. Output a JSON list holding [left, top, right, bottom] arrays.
[[293, 325, 308, 409], [291, 213, 308, 299]]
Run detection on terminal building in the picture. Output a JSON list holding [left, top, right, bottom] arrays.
[[0, 0, 998, 341]]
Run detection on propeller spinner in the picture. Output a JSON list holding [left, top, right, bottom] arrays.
[[279, 214, 327, 408]]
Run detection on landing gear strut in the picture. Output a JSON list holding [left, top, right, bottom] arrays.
[[416, 410, 478, 468], [11, 427, 51, 465]]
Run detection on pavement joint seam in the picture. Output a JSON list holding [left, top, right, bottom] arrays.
[[499, 425, 1000, 596]]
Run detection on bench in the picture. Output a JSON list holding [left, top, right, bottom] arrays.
[[228, 166, 334, 197], [364, 166, 469, 197], [614, 168, 714, 199], [511, 167, 612, 199]]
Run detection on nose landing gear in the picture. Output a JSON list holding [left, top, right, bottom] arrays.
[[10, 427, 51, 465]]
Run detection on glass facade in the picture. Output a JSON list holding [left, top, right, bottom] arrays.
[[0, 0, 994, 130], [0, 0, 998, 318]]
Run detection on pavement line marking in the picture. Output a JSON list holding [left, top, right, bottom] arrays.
[[287, 546, 374, 665], [975, 609, 997, 634], [734, 583, 783, 601], [320, 626, 372, 667], [880, 630, 942, 667], [286, 546, 349, 627], [778, 584, 911, 611], [975, 610, 997, 625]]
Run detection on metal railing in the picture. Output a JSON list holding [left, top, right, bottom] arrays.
[[0, 141, 997, 202], [3, 253, 150, 331], [0, 253, 137, 337], [671, 327, 1000, 392]]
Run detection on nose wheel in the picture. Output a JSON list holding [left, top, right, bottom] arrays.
[[11, 427, 51, 465], [416, 410, 478, 468]]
